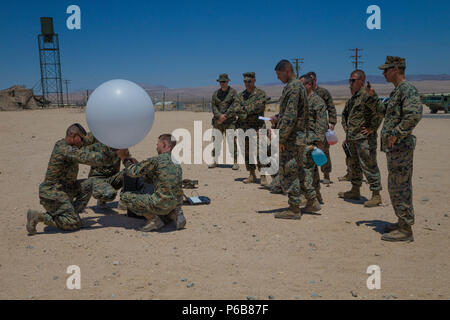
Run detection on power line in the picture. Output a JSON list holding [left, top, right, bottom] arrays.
[[349, 48, 363, 70], [291, 58, 304, 79]]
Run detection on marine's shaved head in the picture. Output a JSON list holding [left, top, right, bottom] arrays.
[[158, 133, 176, 150], [66, 123, 87, 137], [274, 59, 293, 72], [351, 69, 366, 81]]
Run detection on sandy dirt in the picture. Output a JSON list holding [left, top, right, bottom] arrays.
[[0, 108, 449, 300]]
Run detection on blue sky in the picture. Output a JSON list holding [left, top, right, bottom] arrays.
[[1, 0, 449, 91]]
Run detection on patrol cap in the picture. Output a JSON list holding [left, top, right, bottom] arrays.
[[217, 73, 230, 82], [378, 56, 406, 70], [243, 72, 255, 81]]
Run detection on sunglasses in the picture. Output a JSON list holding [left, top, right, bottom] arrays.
[[349, 78, 361, 83], [244, 80, 252, 83]]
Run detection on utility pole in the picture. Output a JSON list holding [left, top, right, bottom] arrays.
[[162, 91, 165, 111], [349, 48, 363, 70], [64, 80, 71, 105], [291, 58, 304, 79]]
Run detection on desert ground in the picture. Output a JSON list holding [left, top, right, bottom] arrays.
[[0, 107, 449, 300]]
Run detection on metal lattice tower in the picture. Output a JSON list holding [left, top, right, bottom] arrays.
[[38, 17, 63, 107]]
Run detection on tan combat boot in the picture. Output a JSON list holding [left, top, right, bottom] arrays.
[[26, 209, 45, 235], [338, 185, 361, 200], [300, 194, 307, 207], [381, 223, 414, 242], [383, 222, 400, 233], [243, 170, 257, 184], [316, 189, 324, 205], [260, 175, 268, 187], [141, 213, 165, 232], [232, 160, 239, 170], [168, 207, 186, 230], [274, 206, 301, 220], [322, 173, 331, 185], [303, 197, 321, 213], [364, 190, 382, 207]]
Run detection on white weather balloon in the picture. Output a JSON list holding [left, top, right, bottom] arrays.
[[86, 79, 154, 149]]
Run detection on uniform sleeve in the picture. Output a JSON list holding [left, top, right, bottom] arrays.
[[124, 157, 158, 178], [317, 101, 329, 136], [366, 93, 387, 115], [308, 99, 328, 144], [391, 85, 423, 138], [211, 93, 221, 119], [234, 94, 246, 121], [83, 132, 97, 146], [277, 85, 300, 145], [244, 90, 266, 115], [341, 101, 349, 133], [324, 91, 337, 125], [224, 89, 239, 118], [65, 144, 115, 166]]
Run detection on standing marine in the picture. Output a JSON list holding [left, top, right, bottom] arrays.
[[235, 72, 268, 185], [209, 73, 240, 170], [368, 56, 423, 242]]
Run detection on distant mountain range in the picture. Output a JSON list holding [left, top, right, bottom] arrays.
[[48, 74, 450, 105], [262, 74, 450, 86], [321, 74, 450, 85]]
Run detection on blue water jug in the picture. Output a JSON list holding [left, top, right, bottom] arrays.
[[312, 147, 328, 166]]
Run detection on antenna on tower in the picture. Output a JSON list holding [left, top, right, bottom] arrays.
[[38, 17, 63, 107]]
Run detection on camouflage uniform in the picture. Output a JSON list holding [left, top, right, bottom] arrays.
[[84, 133, 124, 202], [211, 76, 239, 161], [342, 88, 383, 191], [276, 78, 309, 207], [120, 152, 183, 217], [316, 86, 337, 176], [38, 139, 115, 230], [370, 78, 422, 227], [236, 84, 267, 172], [303, 92, 328, 199]]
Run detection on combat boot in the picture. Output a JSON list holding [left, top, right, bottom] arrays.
[[260, 175, 268, 187], [141, 214, 165, 232], [117, 200, 127, 211], [26, 209, 45, 235], [381, 224, 414, 242], [274, 205, 301, 220], [168, 207, 186, 230], [322, 173, 331, 185], [232, 161, 239, 170], [338, 174, 350, 182], [208, 161, 217, 169], [338, 185, 360, 200], [270, 187, 283, 194], [300, 194, 307, 207], [303, 198, 321, 213], [364, 190, 382, 207], [383, 222, 400, 233], [316, 190, 324, 205], [243, 170, 257, 184]]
